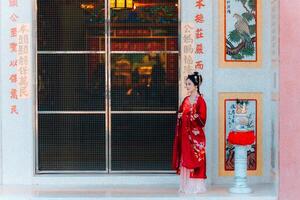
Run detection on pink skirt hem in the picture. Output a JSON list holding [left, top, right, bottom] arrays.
[[179, 165, 207, 194]]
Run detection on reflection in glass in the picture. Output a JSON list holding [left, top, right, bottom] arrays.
[[110, 0, 178, 111], [110, 1, 178, 52], [110, 1, 178, 24], [111, 53, 178, 110]]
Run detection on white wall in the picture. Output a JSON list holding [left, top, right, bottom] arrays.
[[0, 0, 34, 185]]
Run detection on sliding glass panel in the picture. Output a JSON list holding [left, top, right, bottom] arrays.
[[37, 0, 107, 172], [38, 114, 106, 171], [111, 114, 176, 171], [110, 0, 179, 172]]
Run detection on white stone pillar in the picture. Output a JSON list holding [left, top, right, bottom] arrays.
[[230, 145, 252, 193]]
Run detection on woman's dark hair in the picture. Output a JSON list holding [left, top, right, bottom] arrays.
[[187, 72, 203, 94]]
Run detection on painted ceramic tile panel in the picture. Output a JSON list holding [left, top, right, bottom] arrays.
[[218, 93, 263, 176], [225, 0, 257, 61], [219, 0, 262, 67], [224, 99, 257, 171]]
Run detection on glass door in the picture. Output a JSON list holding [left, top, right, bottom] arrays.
[[37, 0, 179, 173]]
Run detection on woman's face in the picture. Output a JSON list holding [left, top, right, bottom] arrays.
[[185, 79, 197, 94]]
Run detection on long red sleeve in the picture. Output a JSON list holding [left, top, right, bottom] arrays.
[[196, 96, 207, 127]]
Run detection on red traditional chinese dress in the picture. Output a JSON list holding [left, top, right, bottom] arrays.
[[172, 95, 207, 193]]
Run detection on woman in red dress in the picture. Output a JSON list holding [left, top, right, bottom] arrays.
[[172, 72, 207, 194]]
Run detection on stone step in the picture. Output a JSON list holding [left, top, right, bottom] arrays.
[[0, 184, 277, 200]]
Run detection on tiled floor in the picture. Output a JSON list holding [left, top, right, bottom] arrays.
[[0, 184, 277, 200]]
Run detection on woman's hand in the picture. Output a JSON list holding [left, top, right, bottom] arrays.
[[191, 113, 199, 121], [177, 112, 183, 119]]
